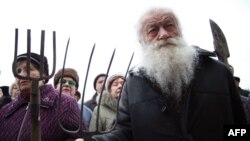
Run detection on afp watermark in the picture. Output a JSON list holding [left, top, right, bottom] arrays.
[[224, 124, 250, 141]]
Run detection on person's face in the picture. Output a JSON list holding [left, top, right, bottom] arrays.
[[141, 11, 180, 45], [56, 77, 76, 97], [110, 78, 124, 99], [95, 76, 106, 94], [15, 60, 44, 93], [11, 84, 20, 98]]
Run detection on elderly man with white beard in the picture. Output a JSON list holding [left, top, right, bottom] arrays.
[[78, 7, 247, 141]]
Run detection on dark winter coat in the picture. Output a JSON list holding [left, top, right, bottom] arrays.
[[0, 84, 85, 141], [241, 95, 250, 123], [238, 87, 250, 97], [85, 93, 98, 111], [93, 49, 247, 141], [0, 86, 11, 108]]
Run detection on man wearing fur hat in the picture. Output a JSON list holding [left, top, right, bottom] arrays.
[[89, 74, 125, 132], [0, 52, 85, 140], [54, 67, 92, 128]]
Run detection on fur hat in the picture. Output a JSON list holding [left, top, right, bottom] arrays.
[[106, 74, 125, 93], [93, 73, 107, 90], [54, 68, 79, 89], [15, 52, 49, 83]]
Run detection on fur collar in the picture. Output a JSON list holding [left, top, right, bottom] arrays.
[[99, 90, 118, 112]]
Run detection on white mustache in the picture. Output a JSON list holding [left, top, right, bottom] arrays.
[[153, 38, 180, 48]]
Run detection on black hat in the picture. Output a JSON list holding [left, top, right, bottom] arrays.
[[0, 86, 10, 96], [15, 52, 49, 83], [93, 73, 107, 90]]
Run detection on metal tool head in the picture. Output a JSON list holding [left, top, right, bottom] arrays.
[[209, 19, 234, 74], [209, 19, 230, 61], [12, 28, 56, 82], [12, 28, 56, 141], [79, 48, 134, 140]]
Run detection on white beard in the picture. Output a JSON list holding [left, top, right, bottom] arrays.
[[135, 37, 198, 98]]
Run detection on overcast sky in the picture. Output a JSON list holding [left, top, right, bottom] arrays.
[[0, 0, 250, 101]]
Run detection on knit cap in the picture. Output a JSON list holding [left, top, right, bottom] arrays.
[[106, 74, 125, 93], [15, 52, 49, 83], [93, 73, 107, 90]]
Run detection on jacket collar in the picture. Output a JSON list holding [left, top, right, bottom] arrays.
[[4, 84, 57, 118], [192, 45, 216, 57], [100, 91, 118, 112]]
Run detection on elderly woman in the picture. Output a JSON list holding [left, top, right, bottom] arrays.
[[54, 68, 92, 129], [9, 82, 20, 100], [0, 52, 86, 141], [89, 74, 125, 132]]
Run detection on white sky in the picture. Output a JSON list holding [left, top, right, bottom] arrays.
[[0, 0, 250, 101]]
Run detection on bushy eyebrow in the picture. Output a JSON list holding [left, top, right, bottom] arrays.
[[143, 16, 175, 29]]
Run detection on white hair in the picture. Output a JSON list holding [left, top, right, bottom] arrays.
[[136, 7, 182, 45], [134, 37, 198, 98]]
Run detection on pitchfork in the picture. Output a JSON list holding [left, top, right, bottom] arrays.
[[12, 28, 56, 141], [12, 28, 134, 141], [57, 40, 134, 140]]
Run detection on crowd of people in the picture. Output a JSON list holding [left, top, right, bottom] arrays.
[[0, 6, 250, 141]]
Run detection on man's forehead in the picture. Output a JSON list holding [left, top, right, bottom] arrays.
[[142, 11, 176, 26], [97, 76, 105, 81]]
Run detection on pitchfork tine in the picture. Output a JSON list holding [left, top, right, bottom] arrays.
[[80, 43, 96, 133], [57, 38, 70, 99], [48, 31, 56, 78], [114, 52, 134, 127], [95, 48, 116, 131], [12, 28, 18, 78], [57, 37, 81, 134], [39, 30, 45, 78], [27, 29, 31, 77]]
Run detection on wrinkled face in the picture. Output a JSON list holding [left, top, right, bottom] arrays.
[[95, 76, 106, 94], [110, 78, 124, 99], [55, 76, 76, 97], [141, 10, 180, 45], [15, 60, 44, 93]]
